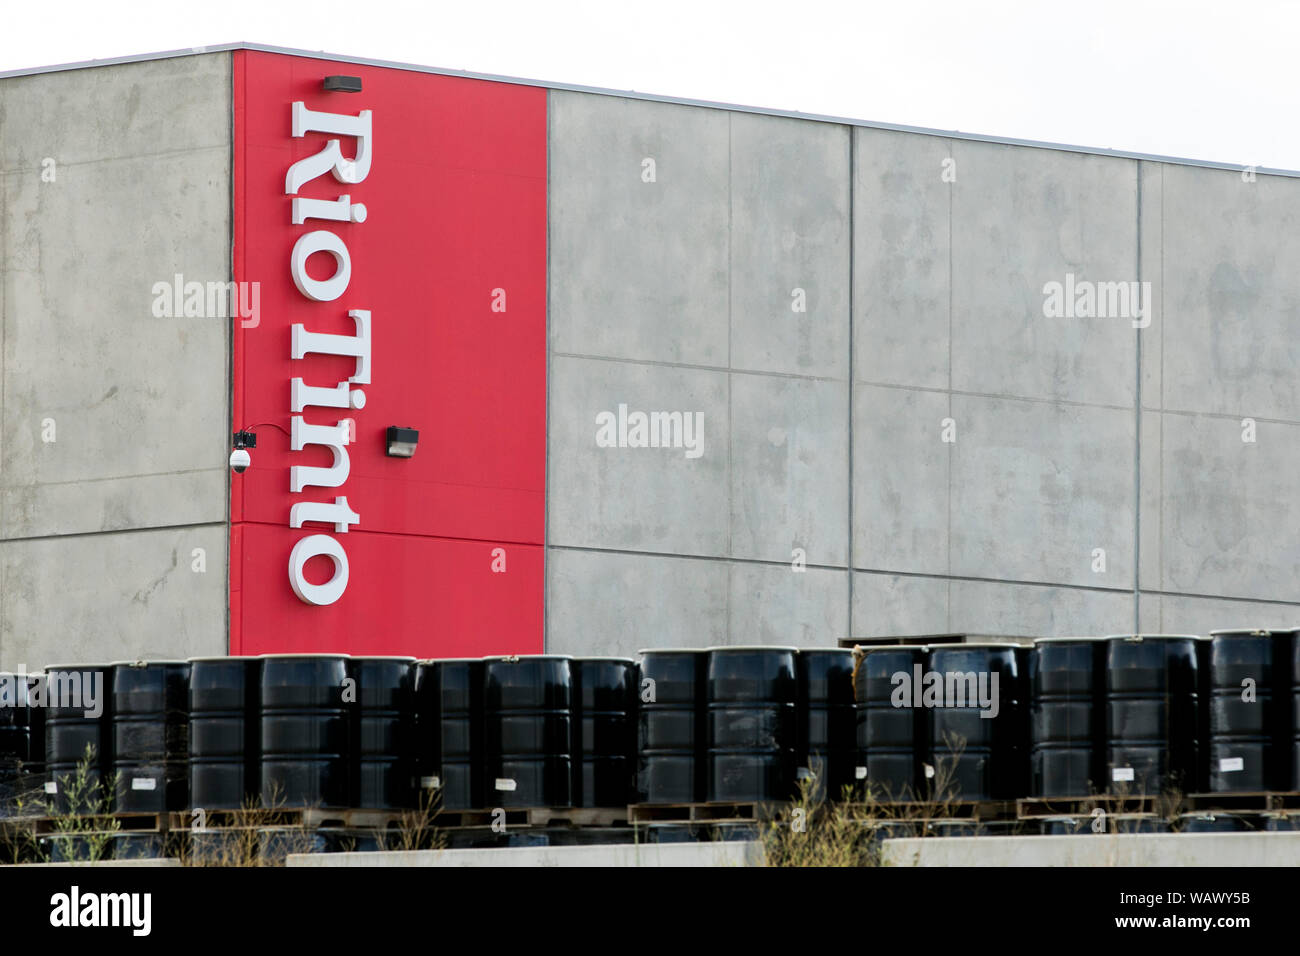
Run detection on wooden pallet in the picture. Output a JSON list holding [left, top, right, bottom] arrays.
[[427, 806, 628, 828], [169, 807, 420, 831], [628, 801, 783, 824], [11, 811, 167, 836], [854, 799, 1020, 822], [1186, 791, 1300, 812], [1017, 794, 1161, 819]]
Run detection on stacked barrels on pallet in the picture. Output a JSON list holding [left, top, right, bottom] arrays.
[[1028, 634, 1204, 798], [0, 674, 42, 808], [1026, 631, 1300, 799], [111, 661, 190, 813], [4, 630, 1300, 820], [854, 644, 1028, 802]]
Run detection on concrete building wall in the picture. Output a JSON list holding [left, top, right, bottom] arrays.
[[3, 49, 1296, 666], [545, 90, 1300, 654], [0, 54, 232, 669], [546, 92, 852, 654]]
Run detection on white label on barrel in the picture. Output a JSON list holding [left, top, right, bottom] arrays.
[[1220, 757, 1244, 773], [855, 767, 868, 780], [132, 778, 157, 791], [421, 776, 441, 790], [495, 777, 517, 792], [1112, 767, 1135, 782], [923, 763, 935, 779], [44, 782, 57, 794]]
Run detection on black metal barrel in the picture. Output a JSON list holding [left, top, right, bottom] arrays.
[[351, 657, 415, 810], [44, 664, 111, 813], [188, 657, 261, 810], [111, 660, 190, 813], [260, 655, 351, 808], [1292, 629, 1300, 791], [1029, 637, 1105, 798], [927, 643, 1027, 801], [0, 673, 30, 810], [25, 675, 46, 796], [483, 656, 573, 809], [798, 648, 856, 801], [413, 659, 484, 810], [635, 649, 706, 804], [1104, 634, 1201, 795], [855, 645, 928, 800], [705, 646, 798, 803], [573, 658, 636, 808], [1208, 629, 1290, 792]]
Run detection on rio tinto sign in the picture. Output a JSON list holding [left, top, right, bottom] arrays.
[[283, 101, 373, 605]]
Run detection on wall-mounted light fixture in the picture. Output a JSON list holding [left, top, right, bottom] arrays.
[[386, 426, 419, 459], [323, 75, 363, 93]]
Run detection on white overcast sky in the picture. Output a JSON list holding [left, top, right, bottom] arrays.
[[4, 0, 1297, 171]]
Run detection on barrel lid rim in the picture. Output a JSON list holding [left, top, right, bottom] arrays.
[[926, 642, 1032, 650], [347, 656, 418, 662], [1101, 633, 1203, 641], [483, 654, 574, 661], [796, 647, 854, 654], [1209, 627, 1300, 636], [635, 647, 710, 655], [107, 659, 191, 667], [703, 645, 802, 653], [570, 656, 637, 663], [44, 663, 111, 671], [1032, 636, 1108, 643], [187, 655, 261, 662], [414, 657, 484, 664], [255, 653, 353, 659], [857, 644, 928, 653]]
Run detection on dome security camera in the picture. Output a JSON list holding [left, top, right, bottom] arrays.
[[230, 448, 251, 474]]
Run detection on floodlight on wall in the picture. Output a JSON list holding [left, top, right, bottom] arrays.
[[386, 426, 419, 458], [323, 75, 363, 93]]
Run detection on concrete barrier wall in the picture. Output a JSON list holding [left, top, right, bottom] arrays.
[[884, 833, 1300, 867], [286, 841, 765, 867], [0, 54, 231, 668]]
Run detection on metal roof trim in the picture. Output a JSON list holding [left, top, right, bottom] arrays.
[[1, 42, 1297, 178]]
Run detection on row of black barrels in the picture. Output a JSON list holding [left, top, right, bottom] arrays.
[[860, 630, 1300, 801], [0, 647, 856, 813], [4, 630, 1297, 815]]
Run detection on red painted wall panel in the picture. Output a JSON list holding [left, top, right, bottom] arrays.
[[231, 50, 546, 658]]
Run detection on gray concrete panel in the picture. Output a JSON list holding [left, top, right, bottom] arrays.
[[545, 547, 728, 655], [0, 54, 231, 172], [547, 354, 728, 555], [730, 372, 847, 565], [729, 112, 850, 378], [1138, 592, 1300, 636], [1138, 161, 1164, 407], [852, 384, 950, 576], [1157, 164, 1300, 420], [0, 524, 227, 670], [727, 562, 846, 647], [948, 579, 1133, 639], [950, 141, 1138, 406], [853, 127, 952, 390], [1155, 411, 1300, 601], [949, 395, 1134, 589], [2, 149, 230, 538], [549, 92, 729, 366], [851, 571, 949, 638]]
